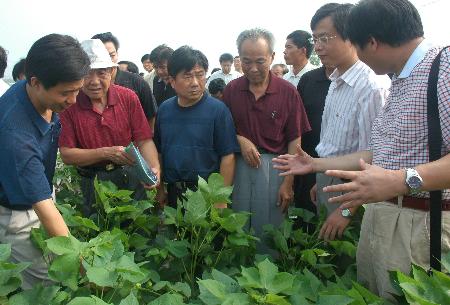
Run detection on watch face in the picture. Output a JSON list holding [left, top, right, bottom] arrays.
[[408, 176, 422, 189], [341, 209, 351, 217]]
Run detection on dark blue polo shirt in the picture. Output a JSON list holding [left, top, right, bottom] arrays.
[[154, 93, 240, 183], [0, 80, 60, 208]]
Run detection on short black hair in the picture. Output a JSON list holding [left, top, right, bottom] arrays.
[[208, 78, 226, 95], [118, 60, 140, 74], [211, 67, 221, 74], [141, 54, 151, 63], [91, 32, 120, 51], [0, 46, 7, 78], [12, 58, 26, 81], [168, 46, 208, 78], [150, 44, 168, 63], [155, 46, 174, 67], [25, 34, 90, 89], [310, 3, 354, 40], [219, 53, 233, 63], [346, 0, 424, 48], [286, 30, 314, 58]]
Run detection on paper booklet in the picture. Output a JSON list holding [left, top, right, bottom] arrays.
[[125, 142, 158, 185]]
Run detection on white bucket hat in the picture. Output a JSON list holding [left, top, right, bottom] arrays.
[[81, 39, 118, 69]]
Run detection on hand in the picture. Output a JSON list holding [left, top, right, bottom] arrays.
[[143, 167, 161, 189], [319, 208, 351, 241], [103, 146, 135, 166], [155, 187, 168, 207], [238, 136, 261, 168], [272, 144, 314, 176], [277, 180, 294, 213], [310, 184, 317, 205], [323, 159, 408, 209], [214, 203, 228, 209]]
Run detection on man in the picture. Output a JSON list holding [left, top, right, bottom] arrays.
[[0, 45, 9, 96], [12, 58, 26, 82], [151, 44, 177, 107], [91, 32, 156, 126], [118, 60, 140, 74], [233, 55, 243, 74], [283, 30, 316, 87], [154, 46, 239, 207], [271, 63, 289, 78], [308, 3, 390, 241], [208, 78, 226, 101], [141, 53, 156, 90], [223, 28, 310, 245], [0, 34, 90, 288], [59, 39, 160, 216], [294, 64, 333, 221], [206, 53, 242, 89], [273, 0, 449, 299]]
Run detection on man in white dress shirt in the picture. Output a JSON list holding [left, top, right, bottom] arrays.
[[283, 30, 316, 88], [206, 53, 242, 89], [310, 3, 390, 241], [0, 46, 9, 97]]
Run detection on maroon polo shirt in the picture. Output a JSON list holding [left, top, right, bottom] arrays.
[[223, 72, 310, 154], [59, 84, 152, 149]]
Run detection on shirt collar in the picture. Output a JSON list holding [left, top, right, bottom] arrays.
[[397, 39, 433, 79], [19, 81, 59, 135], [240, 72, 278, 94], [78, 85, 117, 110], [329, 60, 365, 87]]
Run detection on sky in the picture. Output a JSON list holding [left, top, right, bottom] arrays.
[[0, 0, 448, 82]]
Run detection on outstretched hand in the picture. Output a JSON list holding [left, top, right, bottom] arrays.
[[323, 159, 407, 209], [272, 144, 314, 176]]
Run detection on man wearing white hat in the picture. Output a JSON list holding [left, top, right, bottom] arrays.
[[59, 39, 160, 216]]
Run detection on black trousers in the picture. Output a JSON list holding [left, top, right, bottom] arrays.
[[166, 181, 198, 208]]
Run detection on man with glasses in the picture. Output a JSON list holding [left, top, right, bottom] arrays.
[[59, 39, 160, 216], [223, 28, 311, 250], [154, 46, 239, 207], [307, 3, 390, 241]]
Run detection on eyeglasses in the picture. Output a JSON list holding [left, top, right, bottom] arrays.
[[309, 35, 338, 45]]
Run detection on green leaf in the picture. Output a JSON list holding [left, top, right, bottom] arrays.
[[48, 253, 80, 290], [273, 230, 289, 254], [71, 216, 100, 231], [86, 266, 118, 287], [268, 272, 295, 295], [147, 292, 186, 305], [8, 284, 60, 305], [237, 266, 261, 289], [46, 235, 82, 255], [198, 279, 226, 304], [265, 293, 291, 305], [211, 269, 240, 292], [316, 295, 353, 305], [164, 239, 190, 258], [258, 259, 278, 289], [0, 244, 11, 261], [119, 292, 139, 305], [441, 252, 450, 273], [301, 249, 317, 266], [219, 213, 248, 232], [328, 240, 357, 258], [171, 282, 191, 298], [0, 261, 30, 295], [184, 189, 209, 225], [222, 293, 251, 305], [67, 296, 112, 305]]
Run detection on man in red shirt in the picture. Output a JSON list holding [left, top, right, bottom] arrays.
[[59, 39, 160, 216], [223, 28, 310, 248]]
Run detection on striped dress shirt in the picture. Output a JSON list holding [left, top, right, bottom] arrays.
[[316, 60, 391, 157]]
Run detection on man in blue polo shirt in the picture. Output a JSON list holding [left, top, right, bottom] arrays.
[[0, 34, 90, 288], [154, 46, 240, 207]]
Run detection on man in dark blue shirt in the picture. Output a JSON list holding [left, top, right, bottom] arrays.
[[0, 34, 90, 288], [154, 46, 240, 207]]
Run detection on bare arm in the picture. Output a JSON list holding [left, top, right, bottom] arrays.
[[282, 137, 301, 185], [33, 199, 69, 237], [59, 146, 134, 167], [220, 153, 235, 186], [417, 154, 450, 191]]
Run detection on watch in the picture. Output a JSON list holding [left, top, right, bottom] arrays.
[[341, 208, 352, 218], [405, 168, 423, 195]]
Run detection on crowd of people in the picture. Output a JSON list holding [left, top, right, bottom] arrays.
[[0, 0, 448, 302]]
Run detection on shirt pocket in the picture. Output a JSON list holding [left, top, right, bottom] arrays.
[[260, 109, 285, 142]]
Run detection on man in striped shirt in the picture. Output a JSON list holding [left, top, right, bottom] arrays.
[[274, 0, 449, 299], [310, 3, 390, 241]]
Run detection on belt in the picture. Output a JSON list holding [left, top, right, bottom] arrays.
[[386, 196, 450, 211], [77, 163, 123, 178], [255, 146, 277, 155]]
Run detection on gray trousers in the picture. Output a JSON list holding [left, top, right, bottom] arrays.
[[316, 172, 347, 216], [231, 154, 285, 249], [0, 206, 51, 289], [80, 167, 146, 216]]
